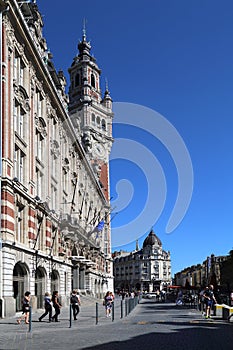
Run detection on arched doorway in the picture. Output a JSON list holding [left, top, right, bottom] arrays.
[[50, 270, 59, 292], [35, 267, 46, 308], [13, 262, 29, 312]]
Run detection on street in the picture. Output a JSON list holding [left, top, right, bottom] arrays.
[[0, 299, 233, 350]]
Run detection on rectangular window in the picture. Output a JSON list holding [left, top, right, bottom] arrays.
[[14, 145, 25, 183], [37, 215, 44, 250], [14, 103, 24, 138], [51, 184, 57, 212], [16, 205, 24, 243], [13, 54, 24, 85], [36, 168, 43, 199]]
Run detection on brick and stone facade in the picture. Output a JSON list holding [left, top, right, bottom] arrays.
[[0, 0, 113, 317]]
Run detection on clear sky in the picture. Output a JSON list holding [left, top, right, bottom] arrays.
[[37, 0, 233, 275]]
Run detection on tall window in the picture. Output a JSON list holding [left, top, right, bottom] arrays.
[[14, 102, 25, 138], [51, 184, 57, 212], [15, 204, 25, 243], [14, 53, 25, 86], [36, 132, 43, 160], [14, 145, 25, 183], [35, 118, 46, 162], [75, 73, 80, 87], [36, 168, 43, 199], [101, 119, 106, 131], [36, 214, 44, 250], [91, 73, 95, 88]]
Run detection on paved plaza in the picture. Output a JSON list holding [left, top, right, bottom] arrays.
[[0, 299, 233, 350]]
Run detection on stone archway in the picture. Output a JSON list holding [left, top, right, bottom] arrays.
[[50, 270, 59, 292], [13, 262, 29, 312], [35, 267, 46, 308]]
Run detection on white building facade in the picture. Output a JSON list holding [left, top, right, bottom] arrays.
[[113, 230, 172, 292]]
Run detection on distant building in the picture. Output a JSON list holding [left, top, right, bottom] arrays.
[[174, 254, 229, 289], [113, 230, 172, 292]]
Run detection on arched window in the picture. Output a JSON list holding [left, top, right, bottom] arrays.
[[101, 119, 106, 131], [92, 113, 95, 124], [91, 73, 95, 88], [96, 116, 100, 125]]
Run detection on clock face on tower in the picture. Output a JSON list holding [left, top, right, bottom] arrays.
[[93, 142, 106, 159]]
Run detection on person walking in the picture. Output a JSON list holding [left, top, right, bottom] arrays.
[[39, 292, 52, 322], [17, 291, 31, 324], [203, 284, 217, 318], [104, 291, 113, 318], [70, 290, 81, 320], [51, 291, 62, 322]]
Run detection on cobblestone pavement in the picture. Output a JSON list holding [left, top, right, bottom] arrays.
[[0, 299, 233, 350]]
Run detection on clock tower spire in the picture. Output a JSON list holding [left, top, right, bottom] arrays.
[[68, 27, 113, 201]]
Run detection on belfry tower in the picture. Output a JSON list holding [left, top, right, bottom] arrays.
[[68, 26, 114, 201]]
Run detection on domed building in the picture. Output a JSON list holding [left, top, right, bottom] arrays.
[[113, 230, 172, 292]]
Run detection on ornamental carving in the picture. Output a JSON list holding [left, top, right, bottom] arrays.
[[62, 158, 70, 174], [35, 113, 47, 138], [4, 18, 15, 52], [51, 140, 60, 158], [46, 97, 57, 121], [13, 84, 30, 113]]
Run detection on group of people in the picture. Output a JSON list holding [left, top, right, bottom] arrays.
[[38, 290, 62, 322], [17, 289, 81, 324]]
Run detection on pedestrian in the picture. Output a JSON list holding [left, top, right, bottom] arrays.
[[156, 289, 160, 302], [199, 287, 207, 314], [17, 291, 31, 324], [104, 291, 113, 317], [160, 289, 166, 302], [39, 292, 52, 322], [70, 289, 81, 320], [203, 284, 217, 318], [51, 290, 62, 322], [176, 289, 183, 305]]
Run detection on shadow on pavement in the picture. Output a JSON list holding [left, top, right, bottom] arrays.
[[80, 322, 233, 350]]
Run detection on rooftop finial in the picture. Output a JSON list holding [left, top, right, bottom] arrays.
[[82, 18, 87, 41]]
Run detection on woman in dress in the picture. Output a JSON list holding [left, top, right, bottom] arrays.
[[104, 291, 113, 317], [17, 291, 31, 324]]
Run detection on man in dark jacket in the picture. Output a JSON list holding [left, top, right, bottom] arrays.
[[70, 290, 81, 320]]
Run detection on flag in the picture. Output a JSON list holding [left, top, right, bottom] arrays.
[[93, 220, 104, 232], [92, 220, 105, 238]]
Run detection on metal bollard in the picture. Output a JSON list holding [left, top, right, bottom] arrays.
[[125, 298, 128, 316], [112, 301, 114, 322], [69, 304, 72, 328], [121, 300, 123, 319], [96, 302, 98, 325], [28, 306, 32, 333]]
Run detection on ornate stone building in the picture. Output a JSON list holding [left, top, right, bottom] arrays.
[[0, 0, 113, 317], [113, 230, 172, 292]]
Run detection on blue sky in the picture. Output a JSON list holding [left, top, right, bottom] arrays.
[[37, 0, 233, 275]]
